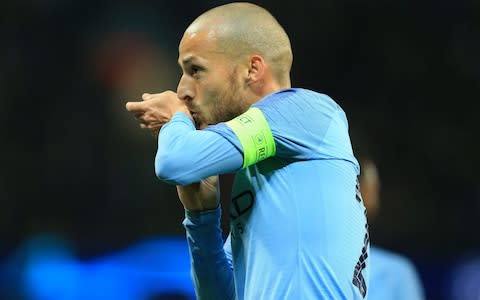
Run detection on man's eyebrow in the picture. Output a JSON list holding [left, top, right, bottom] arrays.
[[178, 56, 195, 67]]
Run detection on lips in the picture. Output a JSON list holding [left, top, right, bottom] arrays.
[[189, 111, 200, 128]]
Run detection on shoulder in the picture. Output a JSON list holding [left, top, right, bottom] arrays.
[[369, 246, 425, 300], [371, 246, 415, 266], [370, 246, 420, 277], [253, 88, 343, 122], [255, 88, 336, 107]]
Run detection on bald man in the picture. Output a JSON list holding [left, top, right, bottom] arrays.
[[126, 2, 369, 299]]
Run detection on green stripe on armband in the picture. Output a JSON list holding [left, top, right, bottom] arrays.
[[225, 107, 276, 168]]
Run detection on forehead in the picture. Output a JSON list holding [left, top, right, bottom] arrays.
[[178, 28, 221, 63]]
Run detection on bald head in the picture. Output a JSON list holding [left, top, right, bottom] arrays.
[[359, 159, 381, 220], [185, 2, 293, 86]]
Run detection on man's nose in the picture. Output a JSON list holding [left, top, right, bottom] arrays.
[[177, 75, 194, 102]]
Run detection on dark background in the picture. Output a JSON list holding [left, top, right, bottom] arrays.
[[1, 0, 479, 299]]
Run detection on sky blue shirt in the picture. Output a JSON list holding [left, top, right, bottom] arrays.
[[369, 246, 425, 300], [157, 88, 370, 299]]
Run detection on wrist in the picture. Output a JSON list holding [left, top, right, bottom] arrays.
[[184, 204, 219, 212], [184, 205, 221, 224]]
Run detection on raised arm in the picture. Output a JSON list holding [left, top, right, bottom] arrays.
[[126, 91, 242, 183], [155, 112, 242, 186], [126, 91, 237, 299]]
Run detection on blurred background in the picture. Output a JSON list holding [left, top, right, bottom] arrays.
[[0, 0, 479, 299]]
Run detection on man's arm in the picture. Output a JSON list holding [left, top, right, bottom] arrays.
[[177, 172, 235, 299], [155, 112, 242, 187], [126, 91, 242, 208], [126, 92, 238, 298], [178, 175, 234, 300], [183, 208, 235, 300]]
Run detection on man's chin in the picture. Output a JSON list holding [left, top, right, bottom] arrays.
[[194, 116, 210, 129], [194, 119, 207, 130], [191, 115, 202, 129]]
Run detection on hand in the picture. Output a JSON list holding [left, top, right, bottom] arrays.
[[176, 176, 219, 212], [125, 91, 192, 138]]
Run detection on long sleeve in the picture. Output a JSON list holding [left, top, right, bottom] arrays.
[[155, 112, 243, 186], [183, 207, 235, 300]]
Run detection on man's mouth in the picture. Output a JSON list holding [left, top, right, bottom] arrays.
[[190, 111, 198, 121], [190, 111, 200, 128]]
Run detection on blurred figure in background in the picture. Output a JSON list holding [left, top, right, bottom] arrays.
[[359, 158, 426, 300], [448, 254, 480, 300]]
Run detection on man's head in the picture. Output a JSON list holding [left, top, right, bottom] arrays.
[[176, 2, 293, 128], [359, 159, 381, 220]]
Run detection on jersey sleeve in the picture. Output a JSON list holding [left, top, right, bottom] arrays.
[[205, 89, 359, 167], [154, 112, 243, 185], [183, 207, 235, 300]]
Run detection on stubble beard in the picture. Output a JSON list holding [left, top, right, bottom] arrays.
[[209, 74, 249, 125]]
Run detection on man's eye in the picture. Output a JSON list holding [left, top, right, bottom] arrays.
[[191, 66, 202, 76]]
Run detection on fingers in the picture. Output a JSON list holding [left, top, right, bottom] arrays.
[[139, 121, 161, 139], [139, 117, 163, 130], [125, 101, 144, 113], [125, 92, 155, 112], [126, 92, 173, 136], [142, 93, 152, 100]]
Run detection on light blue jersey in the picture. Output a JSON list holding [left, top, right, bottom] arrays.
[[369, 246, 425, 300], [156, 88, 369, 299]]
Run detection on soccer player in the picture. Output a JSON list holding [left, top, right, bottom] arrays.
[[359, 158, 425, 300], [126, 2, 369, 299]]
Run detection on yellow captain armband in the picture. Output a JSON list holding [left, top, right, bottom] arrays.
[[225, 107, 276, 168]]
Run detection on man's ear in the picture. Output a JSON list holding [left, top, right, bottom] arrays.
[[247, 55, 266, 83]]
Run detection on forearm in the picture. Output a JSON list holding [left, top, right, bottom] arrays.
[[155, 112, 242, 186], [183, 207, 235, 300]]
